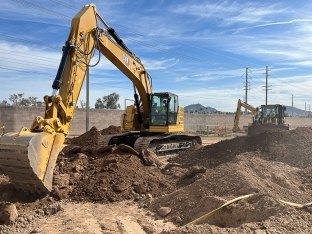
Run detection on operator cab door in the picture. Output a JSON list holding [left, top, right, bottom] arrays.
[[150, 93, 178, 126]]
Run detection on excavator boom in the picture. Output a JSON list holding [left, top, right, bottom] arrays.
[[233, 99, 257, 132]]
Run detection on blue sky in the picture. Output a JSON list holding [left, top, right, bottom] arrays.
[[1, 0, 312, 111]]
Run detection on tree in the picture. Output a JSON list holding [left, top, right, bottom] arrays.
[[95, 98, 104, 109], [4, 93, 44, 106], [9, 93, 24, 106], [79, 100, 86, 108], [95, 92, 121, 109], [0, 100, 9, 106]]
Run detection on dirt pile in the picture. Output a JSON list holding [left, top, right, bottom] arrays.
[[100, 125, 122, 135], [68, 125, 122, 147], [2, 126, 312, 232], [53, 126, 175, 202], [149, 128, 312, 233], [174, 127, 312, 168]]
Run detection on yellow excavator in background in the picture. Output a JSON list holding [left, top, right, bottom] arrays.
[[0, 4, 201, 194], [232, 99, 257, 132], [233, 99, 289, 135]]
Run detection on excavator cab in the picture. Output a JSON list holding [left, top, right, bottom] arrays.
[[257, 104, 286, 125], [150, 92, 178, 126], [148, 92, 184, 133]]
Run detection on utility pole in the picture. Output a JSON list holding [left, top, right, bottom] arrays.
[[291, 94, 293, 117], [244, 67, 249, 114], [309, 104, 311, 117], [305, 102, 307, 117], [262, 66, 272, 106], [265, 66, 269, 105]]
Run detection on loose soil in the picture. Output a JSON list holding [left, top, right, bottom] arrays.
[[1, 126, 312, 233]]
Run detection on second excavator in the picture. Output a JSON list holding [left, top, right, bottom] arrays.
[[233, 99, 289, 135], [0, 4, 201, 194]]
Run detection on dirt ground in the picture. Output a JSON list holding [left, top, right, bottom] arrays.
[[1, 126, 312, 233]]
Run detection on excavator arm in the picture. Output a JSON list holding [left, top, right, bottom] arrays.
[[0, 4, 152, 194], [46, 4, 152, 134], [233, 99, 257, 132]]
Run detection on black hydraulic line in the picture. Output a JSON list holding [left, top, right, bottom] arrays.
[[52, 43, 73, 90], [107, 27, 133, 55]]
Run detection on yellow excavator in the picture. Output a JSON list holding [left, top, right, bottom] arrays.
[[0, 4, 201, 194], [232, 99, 257, 132], [233, 99, 289, 135]]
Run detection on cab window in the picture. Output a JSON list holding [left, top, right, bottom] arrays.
[[150, 95, 168, 126]]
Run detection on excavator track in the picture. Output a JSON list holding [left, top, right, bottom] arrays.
[[140, 134, 202, 155], [98, 132, 202, 155]]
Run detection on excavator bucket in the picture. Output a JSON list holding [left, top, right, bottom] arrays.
[[0, 128, 65, 194]]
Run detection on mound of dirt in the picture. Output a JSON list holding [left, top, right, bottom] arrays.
[[174, 127, 312, 169], [167, 207, 312, 234], [148, 127, 312, 232], [151, 152, 312, 224], [100, 125, 122, 135], [53, 126, 175, 202], [53, 150, 175, 202], [2, 126, 312, 233], [68, 125, 122, 147], [69, 126, 101, 147]]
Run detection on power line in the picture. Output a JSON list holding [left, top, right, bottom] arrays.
[[0, 33, 60, 50], [124, 37, 216, 64], [47, 0, 76, 10], [0, 49, 56, 63], [0, 56, 55, 69], [5, 1, 240, 67], [114, 23, 261, 67], [0, 65, 53, 75], [11, 0, 70, 20]]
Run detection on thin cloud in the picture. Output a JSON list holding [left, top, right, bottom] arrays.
[[171, 1, 287, 26], [252, 18, 312, 28], [141, 58, 179, 70]]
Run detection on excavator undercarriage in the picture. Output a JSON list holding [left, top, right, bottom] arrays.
[[99, 132, 202, 155]]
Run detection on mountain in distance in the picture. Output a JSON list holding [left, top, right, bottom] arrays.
[[184, 103, 219, 114], [184, 104, 307, 116], [285, 106, 308, 116]]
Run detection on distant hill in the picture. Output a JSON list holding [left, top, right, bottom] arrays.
[[184, 104, 219, 114], [184, 104, 307, 116], [285, 106, 308, 116]]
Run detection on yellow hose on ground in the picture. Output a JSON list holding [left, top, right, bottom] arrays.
[[187, 194, 255, 225], [186, 194, 312, 226]]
